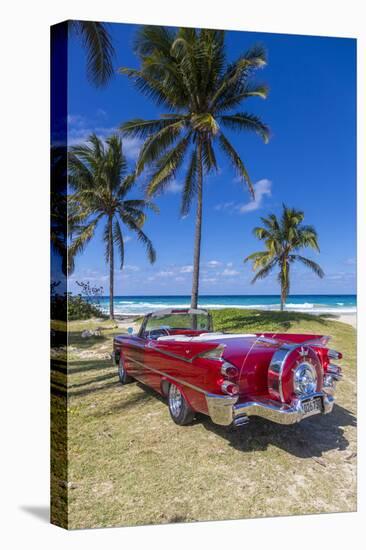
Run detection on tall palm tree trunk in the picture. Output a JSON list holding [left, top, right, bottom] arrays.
[[280, 290, 285, 311], [191, 142, 203, 310], [109, 216, 114, 319], [280, 258, 288, 312]]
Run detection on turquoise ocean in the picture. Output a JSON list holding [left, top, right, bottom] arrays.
[[92, 294, 356, 316]]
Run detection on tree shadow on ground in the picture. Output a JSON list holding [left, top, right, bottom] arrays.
[[68, 371, 117, 389], [95, 386, 155, 416], [67, 332, 109, 349], [96, 380, 167, 417], [201, 403, 356, 458], [68, 359, 112, 375], [217, 311, 336, 332], [51, 378, 120, 398]]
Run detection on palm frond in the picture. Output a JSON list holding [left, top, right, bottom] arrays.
[[251, 259, 277, 283], [102, 219, 112, 264], [70, 21, 115, 87], [124, 217, 157, 264], [244, 250, 273, 270], [113, 219, 125, 269], [291, 255, 325, 278], [146, 134, 191, 196], [68, 216, 101, 271], [202, 139, 218, 173], [119, 67, 184, 109], [120, 118, 182, 139], [219, 113, 270, 143], [218, 132, 254, 197], [135, 120, 185, 175], [134, 25, 175, 58], [181, 150, 198, 216], [216, 83, 269, 113]]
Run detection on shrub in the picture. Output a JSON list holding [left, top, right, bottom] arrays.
[[67, 294, 107, 320]]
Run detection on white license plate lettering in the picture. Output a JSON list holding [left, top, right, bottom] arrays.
[[302, 397, 322, 417]]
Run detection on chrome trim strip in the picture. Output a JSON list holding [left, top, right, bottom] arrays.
[[124, 354, 210, 396], [328, 349, 341, 360], [327, 363, 343, 380], [268, 343, 293, 402]]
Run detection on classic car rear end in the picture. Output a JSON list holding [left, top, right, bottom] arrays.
[[203, 332, 343, 426], [112, 308, 344, 428]]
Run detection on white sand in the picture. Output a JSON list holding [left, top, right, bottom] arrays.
[[327, 314, 357, 329]]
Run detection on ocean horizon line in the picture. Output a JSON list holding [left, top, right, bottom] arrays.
[[91, 293, 356, 298], [86, 293, 357, 316]]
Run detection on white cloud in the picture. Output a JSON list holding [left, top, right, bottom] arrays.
[[239, 179, 272, 213], [207, 260, 222, 268], [124, 265, 140, 272], [214, 179, 272, 214], [96, 108, 108, 119], [67, 114, 87, 127], [67, 113, 142, 161], [222, 268, 240, 276], [175, 277, 185, 282], [122, 136, 143, 161], [180, 265, 193, 273], [202, 277, 217, 283], [157, 270, 174, 277], [166, 179, 183, 194], [214, 201, 235, 212], [226, 262, 233, 267]]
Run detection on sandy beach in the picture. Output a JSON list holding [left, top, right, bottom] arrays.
[[328, 314, 357, 328]]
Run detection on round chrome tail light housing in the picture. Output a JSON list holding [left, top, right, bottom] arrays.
[[293, 362, 317, 396], [268, 344, 323, 402]]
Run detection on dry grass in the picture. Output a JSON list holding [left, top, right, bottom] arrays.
[[51, 310, 357, 529]]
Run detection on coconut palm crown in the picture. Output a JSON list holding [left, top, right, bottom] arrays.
[[119, 26, 270, 308], [68, 134, 157, 319], [244, 205, 324, 310]]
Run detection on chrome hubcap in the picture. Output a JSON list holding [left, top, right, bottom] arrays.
[[169, 385, 183, 417]]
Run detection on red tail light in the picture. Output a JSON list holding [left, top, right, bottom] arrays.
[[221, 362, 238, 377], [221, 381, 239, 396]]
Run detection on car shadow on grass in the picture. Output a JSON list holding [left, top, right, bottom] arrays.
[[201, 403, 356, 458]]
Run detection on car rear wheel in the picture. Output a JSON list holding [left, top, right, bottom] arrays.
[[118, 357, 133, 384], [168, 384, 195, 425]]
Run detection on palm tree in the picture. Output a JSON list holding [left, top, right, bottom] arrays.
[[119, 26, 269, 308], [244, 205, 324, 310], [51, 146, 68, 276], [69, 21, 115, 87], [68, 134, 157, 319]]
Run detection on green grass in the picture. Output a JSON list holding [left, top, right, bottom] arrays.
[[51, 309, 357, 529]]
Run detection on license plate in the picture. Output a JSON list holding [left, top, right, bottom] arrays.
[[301, 397, 322, 418]]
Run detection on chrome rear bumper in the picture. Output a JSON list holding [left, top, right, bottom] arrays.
[[205, 392, 335, 427]]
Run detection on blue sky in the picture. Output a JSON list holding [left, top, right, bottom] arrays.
[[67, 23, 356, 296]]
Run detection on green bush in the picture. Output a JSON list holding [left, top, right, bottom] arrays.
[[67, 294, 107, 320]]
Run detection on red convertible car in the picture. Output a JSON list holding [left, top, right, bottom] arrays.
[[112, 308, 343, 427]]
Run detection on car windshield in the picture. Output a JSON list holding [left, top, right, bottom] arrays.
[[142, 309, 211, 338]]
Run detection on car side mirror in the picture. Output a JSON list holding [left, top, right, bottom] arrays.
[[127, 327, 134, 335]]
